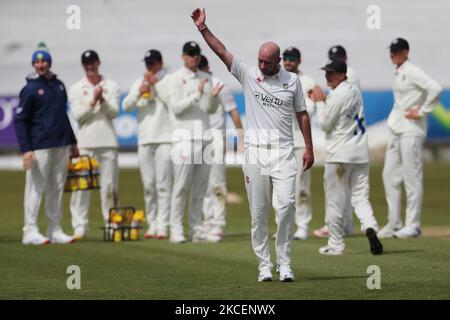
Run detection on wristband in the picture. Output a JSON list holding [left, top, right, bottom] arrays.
[[198, 24, 207, 32]]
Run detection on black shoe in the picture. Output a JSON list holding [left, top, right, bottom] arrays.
[[366, 228, 383, 255]]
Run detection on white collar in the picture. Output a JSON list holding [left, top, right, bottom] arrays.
[[182, 66, 198, 78]]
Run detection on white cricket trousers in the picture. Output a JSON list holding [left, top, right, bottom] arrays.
[[324, 162, 379, 251], [382, 134, 424, 231], [23, 146, 70, 236], [70, 148, 119, 228], [138, 143, 172, 234], [243, 145, 297, 272], [171, 140, 211, 237], [293, 147, 312, 233], [203, 134, 227, 232]]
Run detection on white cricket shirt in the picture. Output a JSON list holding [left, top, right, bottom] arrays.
[[208, 76, 237, 131], [69, 76, 120, 149], [122, 69, 174, 145], [293, 72, 316, 148], [388, 60, 442, 137], [230, 56, 306, 148], [160, 67, 219, 141], [316, 81, 369, 164]]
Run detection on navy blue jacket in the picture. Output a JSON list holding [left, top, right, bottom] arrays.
[[14, 73, 77, 153]]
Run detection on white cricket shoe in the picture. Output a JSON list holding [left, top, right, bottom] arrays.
[[319, 245, 344, 256], [377, 225, 398, 239], [313, 225, 329, 238], [22, 232, 50, 245], [208, 226, 225, 238], [170, 233, 187, 244], [258, 268, 272, 282], [191, 230, 221, 243], [156, 230, 168, 240], [48, 230, 76, 244], [293, 228, 308, 240], [394, 227, 421, 238], [73, 227, 87, 240], [279, 265, 295, 282], [144, 226, 157, 239]]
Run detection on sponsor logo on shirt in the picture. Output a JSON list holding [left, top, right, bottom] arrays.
[[38, 88, 45, 95], [253, 91, 284, 110]]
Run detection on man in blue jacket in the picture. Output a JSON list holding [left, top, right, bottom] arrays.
[[14, 43, 79, 245]]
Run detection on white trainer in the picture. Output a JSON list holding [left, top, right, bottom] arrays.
[[48, 230, 76, 244], [191, 230, 221, 243], [144, 226, 157, 239], [394, 227, 421, 238], [319, 245, 344, 255], [279, 265, 295, 282], [208, 226, 225, 238], [293, 228, 308, 240], [170, 234, 187, 244], [258, 268, 272, 282], [313, 225, 329, 238], [22, 232, 50, 245], [73, 227, 87, 240], [377, 225, 398, 239]]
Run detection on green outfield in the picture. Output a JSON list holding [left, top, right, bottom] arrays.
[[0, 164, 449, 300]]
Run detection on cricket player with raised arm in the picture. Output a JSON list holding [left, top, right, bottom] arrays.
[[281, 46, 317, 240], [310, 60, 383, 256], [69, 50, 121, 239], [123, 49, 173, 239], [198, 54, 244, 242], [14, 42, 78, 245], [162, 41, 222, 244], [313, 44, 359, 239], [191, 8, 314, 282], [378, 38, 442, 239]]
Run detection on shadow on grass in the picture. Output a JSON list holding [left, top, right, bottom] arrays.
[[305, 275, 367, 281]]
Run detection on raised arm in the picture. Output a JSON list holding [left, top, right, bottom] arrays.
[[191, 8, 233, 70]]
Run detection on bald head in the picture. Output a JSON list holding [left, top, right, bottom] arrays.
[[258, 41, 281, 76]]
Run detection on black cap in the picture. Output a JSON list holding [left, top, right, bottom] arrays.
[[389, 38, 409, 53], [182, 41, 201, 56], [81, 50, 100, 64], [283, 47, 301, 60], [320, 60, 347, 74], [142, 49, 162, 64], [198, 55, 209, 69], [328, 45, 347, 61]]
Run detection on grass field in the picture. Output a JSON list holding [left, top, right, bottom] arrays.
[[0, 164, 449, 300]]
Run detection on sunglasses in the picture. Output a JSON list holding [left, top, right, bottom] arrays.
[[283, 56, 299, 62]]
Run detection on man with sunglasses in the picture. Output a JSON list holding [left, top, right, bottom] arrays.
[[281, 47, 317, 241], [162, 41, 223, 243], [123, 49, 173, 239], [68, 50, 121, 240]]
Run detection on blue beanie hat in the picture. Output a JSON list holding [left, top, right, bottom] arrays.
[[31, 42, 52, 66]]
